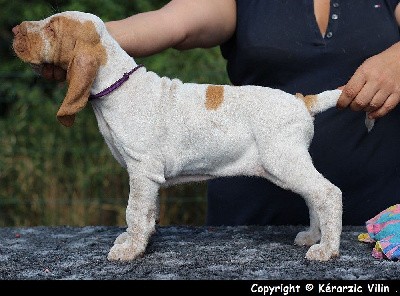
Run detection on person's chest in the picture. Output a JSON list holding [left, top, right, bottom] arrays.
[[235, 0, 399, 58]]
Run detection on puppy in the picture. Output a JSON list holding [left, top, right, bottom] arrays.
[[12, 11, 372, 261]]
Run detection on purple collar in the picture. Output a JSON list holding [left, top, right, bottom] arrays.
[[89, 64, 144, 100]]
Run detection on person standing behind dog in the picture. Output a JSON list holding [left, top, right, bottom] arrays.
[[43, 0, 400, 226]]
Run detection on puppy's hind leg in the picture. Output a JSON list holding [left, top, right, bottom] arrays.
[[304, 183, 342, 261], [259, 144, 342, 261], [108, 172, 159, 261]]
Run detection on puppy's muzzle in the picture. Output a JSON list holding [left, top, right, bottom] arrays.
[[12, 25, 27, 53]]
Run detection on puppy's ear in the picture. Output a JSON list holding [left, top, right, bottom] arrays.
[[56, 47, 100, 127]]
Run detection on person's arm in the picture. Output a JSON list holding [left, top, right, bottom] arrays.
[[41, 0, 236, 80], [337, 3, 400, 119], [106, 0, 236, 57]]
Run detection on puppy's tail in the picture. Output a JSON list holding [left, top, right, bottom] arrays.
[[295, 89, 375, 132]]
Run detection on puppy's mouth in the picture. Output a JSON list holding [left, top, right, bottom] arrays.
[[13, 37, 42, 65], [13, 39, 30, 60], [13, 41, 25, 56], [13, 40, 43, 74]]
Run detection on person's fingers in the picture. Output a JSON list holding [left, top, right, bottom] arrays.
[[368, 93, 400, 119], [53, 66, 67, 81], [348, 81, 378, 112], [40, 63, 66, 81], [337, 69, 366, 109], [365, 89, 391, 112], [41, 64, 55, 80], [337, 43, 400, 118]]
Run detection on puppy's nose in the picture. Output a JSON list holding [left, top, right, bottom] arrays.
[[12, 25, 20, 36], [12, 23, 29, 36]]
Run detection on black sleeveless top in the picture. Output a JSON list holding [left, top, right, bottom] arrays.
[[206, 0, 400, 226]]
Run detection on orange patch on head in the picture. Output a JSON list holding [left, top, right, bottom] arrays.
[[50, 16, 107, 68], [205, 85, 224, 110], [13, 16, 107, 69], [295, 93, 317, 112], [13, 14, 108, 127]]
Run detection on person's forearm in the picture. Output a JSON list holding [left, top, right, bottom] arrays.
[[106, 9, 181, 57], [105, 0, 236, 57]]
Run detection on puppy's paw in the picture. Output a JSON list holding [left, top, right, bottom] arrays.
[[305, 243, 339, 261], [114, 232, 130, 245], [294, 230, 320, 246], [107, 240, 146, 261]]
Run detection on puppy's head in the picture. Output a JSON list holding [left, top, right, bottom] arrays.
[[12, 11, 107, 127]]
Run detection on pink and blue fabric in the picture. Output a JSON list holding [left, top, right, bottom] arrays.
[[358, 204, 400, 260]]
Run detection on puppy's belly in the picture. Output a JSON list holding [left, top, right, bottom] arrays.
[[163, 139, 267, 186]]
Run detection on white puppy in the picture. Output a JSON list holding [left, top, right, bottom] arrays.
[[12, 11, 372, 262]]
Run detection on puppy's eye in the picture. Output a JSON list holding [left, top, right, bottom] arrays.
[[45, 23, 55, 37]]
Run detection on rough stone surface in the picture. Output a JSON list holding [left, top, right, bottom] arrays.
[[0, 225, 398, 280]]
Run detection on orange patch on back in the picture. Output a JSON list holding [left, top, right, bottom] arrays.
[[296, 93, 317, 112], [205, 85, 224, 110]]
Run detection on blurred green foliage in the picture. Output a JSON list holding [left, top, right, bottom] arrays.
[[0, 0, 230, 226]]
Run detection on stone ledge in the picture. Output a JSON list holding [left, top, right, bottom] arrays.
[[0, 225, 398, 280]]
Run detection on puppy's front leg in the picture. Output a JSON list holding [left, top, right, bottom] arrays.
[[108, 173, 159, 261], [294, 201, 321, 246]]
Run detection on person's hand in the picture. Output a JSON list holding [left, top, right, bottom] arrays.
[[32, 63, 66, 81], [337, 42, 400, 119]]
